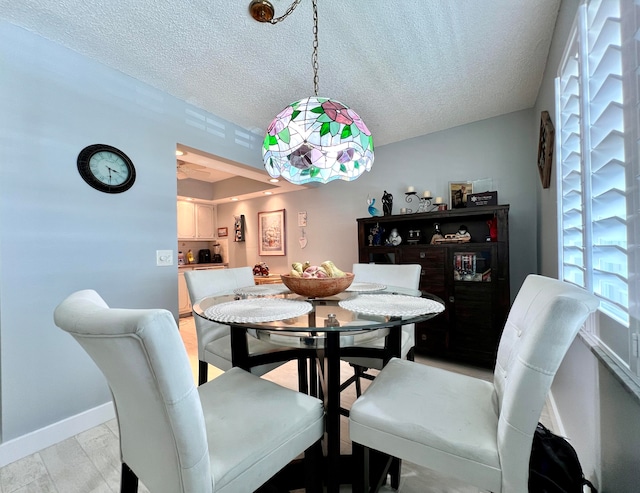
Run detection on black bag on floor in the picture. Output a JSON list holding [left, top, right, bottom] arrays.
[[529, 422, 597, 492]]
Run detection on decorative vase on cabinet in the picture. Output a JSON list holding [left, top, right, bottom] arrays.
[[356, 204, 510, 367]]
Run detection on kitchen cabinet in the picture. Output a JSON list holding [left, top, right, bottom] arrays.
[[178, 271, 191, 316], [195, 203, 215, 238], [177, 199, 217, 240], [178, 265, 227, 316], [357, 205, 510, 367]]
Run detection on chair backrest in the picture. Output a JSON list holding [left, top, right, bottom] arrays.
[[184, 267, 256, 359], [493, 275, 599, 492], [54, 290, 213, 493], [185, 267, 256, 302], [352, 263, 421, 290]]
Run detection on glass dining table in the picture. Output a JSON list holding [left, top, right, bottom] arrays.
[[192, 283, 445, 493]]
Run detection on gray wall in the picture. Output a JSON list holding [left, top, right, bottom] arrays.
[[0, 21, 265, 446], [535, 1, 640, 490], [219, 109, 537, 299]]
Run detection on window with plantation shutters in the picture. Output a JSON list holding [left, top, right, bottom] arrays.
[[558, 30, 584, 289], [557, 0, 639, 377]]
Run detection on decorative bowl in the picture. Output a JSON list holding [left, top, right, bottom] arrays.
[[280, 273, 354, 298]]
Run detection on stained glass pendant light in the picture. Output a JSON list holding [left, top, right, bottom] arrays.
[[251, 0, 374, 184]]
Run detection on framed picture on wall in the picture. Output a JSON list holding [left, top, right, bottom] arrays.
[[258, 209, 286, 256], [217, 227, 228, 237], [449, 181, 473, 208]]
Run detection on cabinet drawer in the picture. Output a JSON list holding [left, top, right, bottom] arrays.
[[402, 247, 446, 290], [402, 247, 445, 265]]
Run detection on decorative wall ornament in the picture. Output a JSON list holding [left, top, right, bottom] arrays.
[[537, 110, 554, 189]]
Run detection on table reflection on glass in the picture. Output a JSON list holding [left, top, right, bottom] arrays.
[[192, 285, 444, 493]]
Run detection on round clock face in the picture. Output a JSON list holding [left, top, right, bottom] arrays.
[[77, 144, 136, 193]]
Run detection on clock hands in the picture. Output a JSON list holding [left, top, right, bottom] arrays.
[[105, 165, 122, 184]]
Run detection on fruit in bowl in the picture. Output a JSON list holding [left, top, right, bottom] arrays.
[[282, 260, 353, 297]]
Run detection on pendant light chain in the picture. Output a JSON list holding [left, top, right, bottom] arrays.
[[268, 0, 319, 97], [312, 0, 319, 96], [268, 0, 302, 24]]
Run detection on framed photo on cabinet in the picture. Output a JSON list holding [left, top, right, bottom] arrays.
[[449, 181, 473, 209], [258, 209, 286, 256]]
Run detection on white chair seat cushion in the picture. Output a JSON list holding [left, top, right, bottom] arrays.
[[350, 358, 501, 491], [199, 367, 324, 493], [203, 334, 289, 375]]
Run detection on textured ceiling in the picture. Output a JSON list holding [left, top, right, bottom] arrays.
[[1, 0, 560, 147]]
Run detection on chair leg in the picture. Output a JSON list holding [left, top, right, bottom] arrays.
[[198, 360, 208, 386], [407, 346, 415, 362], [351, 442, 369, 493], [304, 439, 324, 493], [389, 457, 402, 489], [309, 357, 319, 397], [354, 365, 363, 397], [297, 357, 309, 394], [120, 462, 138, 493]]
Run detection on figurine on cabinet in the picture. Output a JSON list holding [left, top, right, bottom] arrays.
[[382, 190, 393, 216], [486, 217, 498, 242], [385, 228, 402, 246], [367, 195, 382, 217], [407, 229, 421, 244], [370, 223, 385, 246], [430, 223, 444, 244], [455, 224, 471, 241]]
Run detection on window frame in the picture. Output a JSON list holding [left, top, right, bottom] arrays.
[[556, 0, 639, 380]]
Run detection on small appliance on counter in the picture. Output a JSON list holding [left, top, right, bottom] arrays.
[[198, 249, 211, 264], [178, 251, 185, 265], [211, 242, 223, 263]]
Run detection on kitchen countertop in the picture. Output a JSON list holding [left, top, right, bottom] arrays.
[[178, 262, 228, 269]]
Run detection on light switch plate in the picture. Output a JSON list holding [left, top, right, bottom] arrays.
[[156, 250, 173, 266]]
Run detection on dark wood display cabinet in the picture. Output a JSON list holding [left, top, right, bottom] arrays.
[[356, 205, 510, 367]]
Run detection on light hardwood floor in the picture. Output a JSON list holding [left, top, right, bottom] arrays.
[[0, 316, 556, 492]]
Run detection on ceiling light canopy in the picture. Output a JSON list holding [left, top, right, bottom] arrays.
[[251, 0, 374, 185]]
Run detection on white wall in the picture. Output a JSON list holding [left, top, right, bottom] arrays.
[[535, 1, 640, 490]]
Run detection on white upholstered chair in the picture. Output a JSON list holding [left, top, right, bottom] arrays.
[[340, 263, 422, 396], [349, 274, 599, 493], [184, 267, 301, 385], [53, 289, 324, 493]]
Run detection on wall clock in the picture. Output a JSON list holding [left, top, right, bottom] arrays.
[[77, 144, 136, 193]]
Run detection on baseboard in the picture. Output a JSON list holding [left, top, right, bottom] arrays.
[[0, 402, 115, 467]]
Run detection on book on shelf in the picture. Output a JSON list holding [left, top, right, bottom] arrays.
[[453, 252, 491, 281]]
